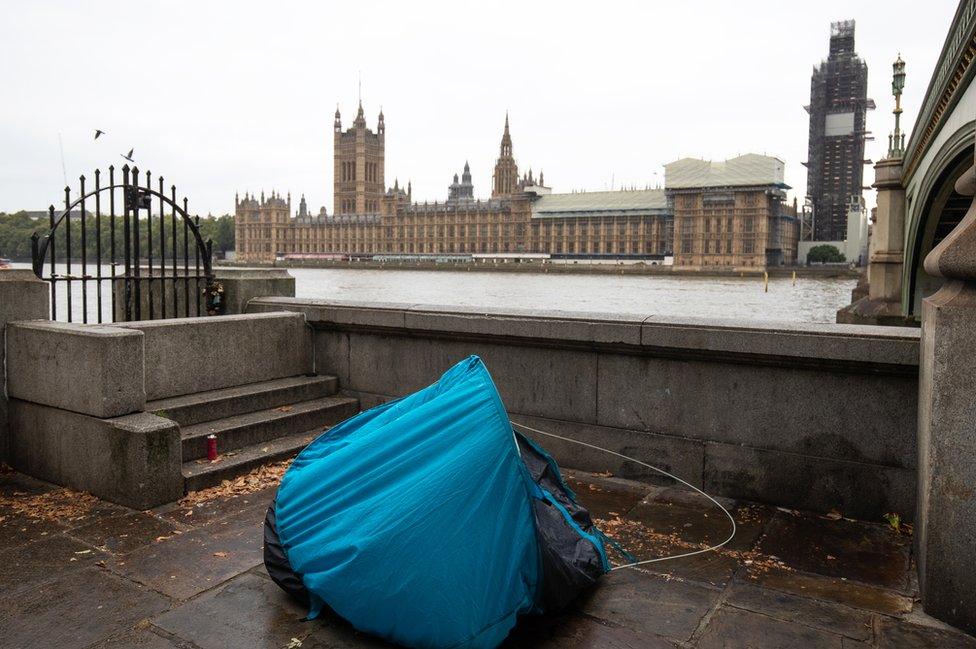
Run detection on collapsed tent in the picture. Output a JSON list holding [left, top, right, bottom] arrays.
[[264, 355, 610, 649]]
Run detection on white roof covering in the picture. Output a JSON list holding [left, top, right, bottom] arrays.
[[532, 189, 668, 218], [664, 154, 787, 189]]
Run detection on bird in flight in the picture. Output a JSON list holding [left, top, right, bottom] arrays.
[[94, 129, 105, 140], [121, 148, 135, 162]]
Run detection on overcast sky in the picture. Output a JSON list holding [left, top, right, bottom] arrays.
[[0, 0, 958, 215]]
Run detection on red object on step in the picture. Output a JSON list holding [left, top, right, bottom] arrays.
[[207, 434, 218, 461]]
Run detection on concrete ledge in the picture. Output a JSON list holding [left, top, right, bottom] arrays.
[[248, 297, 919, 372], [7, 400, 181, 509], [0, 270, 50, 463], [6, 321, 146, 418], [214, 267, 295, 315], [118, 312, 312, 400], [333, 388, 915, 522], [248, 297, 920, 520], [703, 442, 916, 522]]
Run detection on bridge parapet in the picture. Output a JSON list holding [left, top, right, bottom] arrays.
[[916, 162, 976, 634]]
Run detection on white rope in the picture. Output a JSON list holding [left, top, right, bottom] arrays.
[[510, 420, 736, 571]]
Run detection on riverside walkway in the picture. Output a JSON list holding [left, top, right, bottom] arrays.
[[1, 464, 971, 649]]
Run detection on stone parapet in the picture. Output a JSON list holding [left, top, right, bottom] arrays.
[[117, 312, 312, 401], [6, 321, 146, 418], [7, 401, 181, 509], [0, 270, 49, 462], [214, 267, 295, 315], [248, 297, 920, 521]]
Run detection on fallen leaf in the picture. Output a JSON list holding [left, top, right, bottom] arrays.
[[213, 551, 228, 558], [275, 406, 293, 413]]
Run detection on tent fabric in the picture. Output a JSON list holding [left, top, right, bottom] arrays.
[[265, 355, 608, 649]]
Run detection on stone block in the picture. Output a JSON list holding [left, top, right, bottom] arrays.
[[6, 321, 146, 418], [0, 270, 50, 463], [403, 303, 645, 346], [510, 414, 705, 487], [119, 312, 312, 400], [249, 296, 411, 329], [312, 329, 349, 379], [215, 267, 295, 315], [344, 332, 599, 422], [641, 316, 919, 368], [596, 353, 917, 469], [0, 269, 49, 323], [703, 441, 916, 521], [7, 400, 182, 509]]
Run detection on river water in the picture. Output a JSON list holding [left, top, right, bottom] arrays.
[[9, 262, 856, 324], [288, 268, 855, 324]]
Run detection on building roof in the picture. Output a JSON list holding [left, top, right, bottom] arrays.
[[664, 154, 789, 190], [531, 189, 669, 219]]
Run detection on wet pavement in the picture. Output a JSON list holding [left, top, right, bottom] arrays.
[[1, 466, 973, 649]]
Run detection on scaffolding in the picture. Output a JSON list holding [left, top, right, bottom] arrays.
[[804, 20, 874, 242]]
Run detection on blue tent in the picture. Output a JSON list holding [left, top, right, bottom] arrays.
[[264, 356, 609, 648]]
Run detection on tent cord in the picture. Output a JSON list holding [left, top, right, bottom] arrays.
[[510, 421, 736, 571]]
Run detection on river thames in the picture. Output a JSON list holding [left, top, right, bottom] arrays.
[[288, 268, 856, 323], [11, 263, 857, 323]]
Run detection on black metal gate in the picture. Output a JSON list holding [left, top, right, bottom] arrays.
[[31, 165, 221, 323]]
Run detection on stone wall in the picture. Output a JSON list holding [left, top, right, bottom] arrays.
[[248, 297, 921, 522]]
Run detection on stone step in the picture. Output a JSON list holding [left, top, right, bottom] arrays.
[[182, 429, 320, 493], [180, 396, 359, 461], [148, 375, 339, 427]]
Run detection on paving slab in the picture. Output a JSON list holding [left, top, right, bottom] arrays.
[[0, 506, 65, 551], [564, 471, 656, 520], [0, 567, 170, 649], [502, 612, 675, 648], [152, 572, 321, 648], [69, 511, 185, 554], [0, 533, 106, 597], [626, 495, 769, 552], [724, 581, 873, 642], [155, 485, 277, 528], [576, 567, 720, 643], [0, 470, 56, 497], [743, 564, 913, 616], [87, 627, 191, 648], [757, 511, 911, 591], [0, 468, 970, 648], [595, 492, 771, 588], [154, 573, 391, 649], [109, 514, 262, 600], [695, 605, 845, 648], [876, 617, 976, 648]]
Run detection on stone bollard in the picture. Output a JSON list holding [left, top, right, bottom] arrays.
[[915, 165, 976, 634], [214, 267, 296, 315], [0, 270, 49, 463]]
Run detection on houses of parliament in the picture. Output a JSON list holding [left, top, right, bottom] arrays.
[[235, 102, 799, 269]]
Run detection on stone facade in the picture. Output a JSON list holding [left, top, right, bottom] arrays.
[[235, 108, 796, 267], [334, 103, 384, 216], [666, 155, 800, 268]]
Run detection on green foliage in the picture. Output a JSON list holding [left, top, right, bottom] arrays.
[[807, 244, 846, 264], [0, 211, 234, 260]]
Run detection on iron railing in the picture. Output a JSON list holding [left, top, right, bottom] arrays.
[[31, 165, 220, 323]]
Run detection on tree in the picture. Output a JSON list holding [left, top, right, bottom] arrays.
[[0, 211, 235, 260], [807, 244, 845, 264]]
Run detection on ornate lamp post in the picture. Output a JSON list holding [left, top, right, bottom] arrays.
[[888, 55, 906, 158]]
